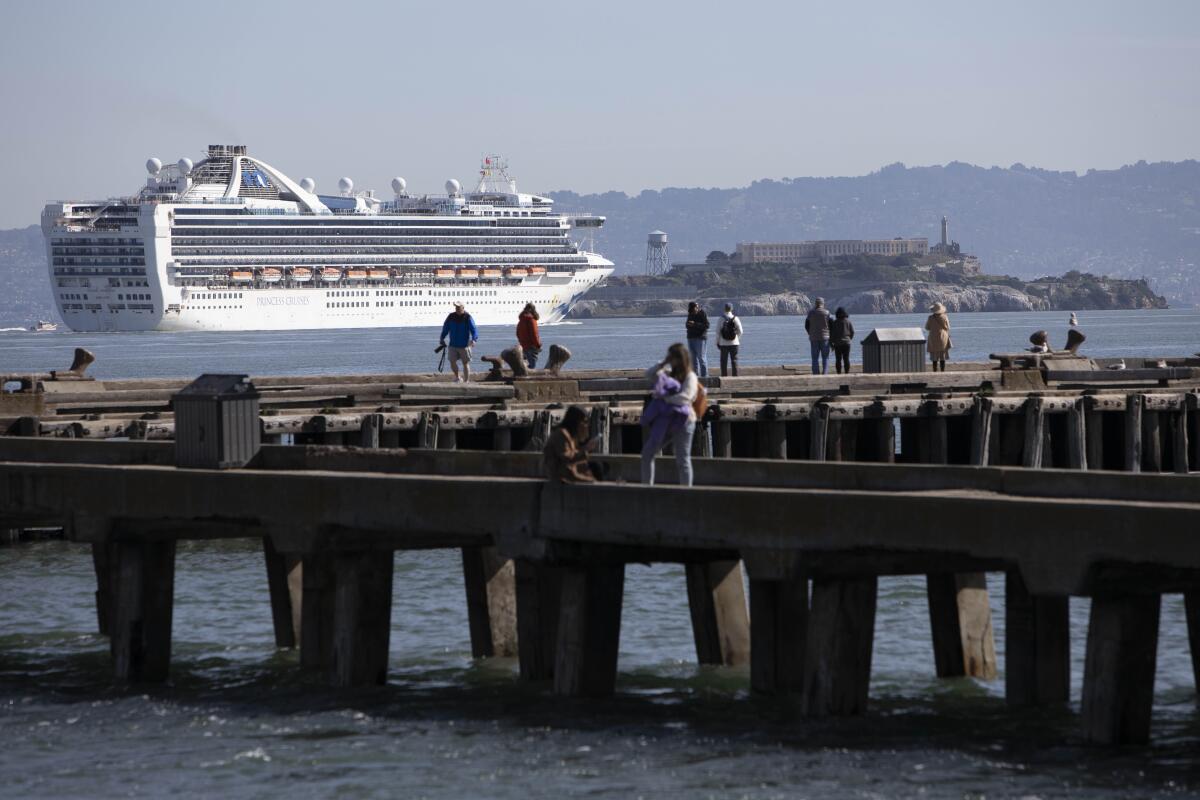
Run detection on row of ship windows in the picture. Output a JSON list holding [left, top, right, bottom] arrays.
[[172, 219, 562, 228], [170, 236, 569, 245], [53, 267, 148, 275], [61, 304, 153, 312], [53, 258, 146, 266], [191, 293, 244, 300], [50, 237, 144, 245], [51, 248, 145, 256], [56, 279, 149, 288], [170, 248, 574, 258]]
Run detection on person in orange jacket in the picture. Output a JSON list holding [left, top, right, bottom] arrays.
[[516, 303, 542, 369]]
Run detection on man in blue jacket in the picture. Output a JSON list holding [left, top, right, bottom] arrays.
[[440, 301, 479, 382]]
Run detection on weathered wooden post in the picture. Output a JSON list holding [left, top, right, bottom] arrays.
[[1004, 571, 1069, 706], [109, 536, 176, 682], [1142, 403, 1162, 472], [1066, 398, 1088, 470], [685, 560, 750, 667], [1172, 408, 1189, 475], [969, 396, 993, 466], [589, 405, 610, 455], [1022, 397, 1046, 468], [809, 403, 829, 462], [91, 542, 114, 636], [1085, 397, 1106, 470], [554, 563, 625, 697], [713, 418, 733, 459], [358, 413, 383, 449], [1124, 393, 1143, 473], [515, 560, 562, 681], [329, 550, 395, 687], [462, 547, 518, 658], [1081, 593, 1161, 745], [415, 411, 438, 449], [300, 554, 335, 671], [744, 551, 807, 695], [802, 576, 877, 716], [263, 536, 302, 649]]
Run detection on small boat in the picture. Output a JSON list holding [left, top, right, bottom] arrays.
[[345, 269, 367, 280], [506, 268, 529, 279], [528, 266, 546, 276], [292, 267, 313, 282], [261, 267, 283, 283], [368, 269, 390, 281], [30, 320, 58, 332], [230, 271, 253, 283], [458, 268, 480, 280], [434, 268, 456, 280], [321, 267, 342, 282], [481, 268, 502, 279]]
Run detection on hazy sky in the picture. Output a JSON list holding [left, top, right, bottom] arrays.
[[1, 0, 1197, 228]]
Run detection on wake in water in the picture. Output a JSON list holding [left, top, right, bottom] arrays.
[[0, 327, 29, 332]]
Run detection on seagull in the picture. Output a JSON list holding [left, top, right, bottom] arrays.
[[1069, 312, 1078, 327]]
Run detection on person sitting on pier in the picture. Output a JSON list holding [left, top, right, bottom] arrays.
[[925, 302, 952, 372], [641, 343, 698, 486], [543, 405, 597, 483], [439, 302, 479, 383]]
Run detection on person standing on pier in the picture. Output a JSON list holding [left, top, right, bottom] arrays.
[[517, 303, 542, 370], [439, 301, 479, 382], [805, 297, 832, 374], [543, 405, 597, 483], [829, 307, 855, 375], [685, 301, 710, 377], [925, 302, 951, 372], [641, 343, 698, 486], [717, 303, 743, 377]]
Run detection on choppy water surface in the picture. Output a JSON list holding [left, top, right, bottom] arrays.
[[2, 311, 1200, 798]]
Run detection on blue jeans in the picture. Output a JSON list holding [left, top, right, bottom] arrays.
[[523, 348, 540, 370], [640, 419, 696, 486], [810, 339, 830, 374], [687, 338, 708, 377]]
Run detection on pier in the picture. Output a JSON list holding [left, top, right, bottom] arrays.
[[2, 355, 1200, 746]]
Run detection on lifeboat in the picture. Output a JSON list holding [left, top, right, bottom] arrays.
[[368, 269, 390, 281], [506, 267, 529, 279], [345, 269, 367, 280], [528, 266, 547, 276], [292, 267, 313, 282], [434, 268, 456, 280], [458, 268, 480, 280], [230, 270, 253, 283], [261, 267, 282, 283], [481, 268, 502, 279], [321, 267, 342, 282]]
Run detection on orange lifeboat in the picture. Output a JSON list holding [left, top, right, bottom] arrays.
[[261, 267, 282, 283], [292, 267, 313, 282], [434, 268, 456, 280], [458, 268, 480, 280], [230, 270, 253, 283], [507, 267, 529, 279], [368, 269, 390, 281], [528, 266, 547, 276], [345, 269, 367, 280], [321, 267, 342, 282], [481, 268, 502, 279]]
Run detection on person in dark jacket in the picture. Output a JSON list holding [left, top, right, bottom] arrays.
[[804, 297, 831, 374], [439, 302, 479, 382], [516, 303, 542, 370], [685, 301, 710, 377], [829, 307, 855, 375]]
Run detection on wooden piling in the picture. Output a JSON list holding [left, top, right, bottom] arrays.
[[330, 551, 395, 687], [515, 560, 562, 681], [803, 577, 877, 716], [554, 563, 625, 697], [762, 420, 787, 461], [1142, 408, 1162, 472], [1125, 394, 1143, 473], [927, 416, 948, 464], [926, 572, 998, 679], [1022, 397, 1045, 468], [1004, 571, 1069, 706], [492, 426, 513, 452], [713, 420, 733, 459], [685, 560, 750, 666], [1085, 400, 1105, 470], [358, 413, 383, 449], [1066, 398, 1088, 470], [415, 411, 438, 449], [809, 404, 829, 462], [91, 542, 113, 636], [461, 546, 518, 658], [588, 406, 610, 455], [300, 555, 335, 671], [110, 538, 176, 682], [969, 396, 993, 466], [1172, 410, 1189, 474], [1081, 593, 1161, 745], [263, 537, 302, 649], [748, 578, 808, 694], [875, 417, 896, 464]]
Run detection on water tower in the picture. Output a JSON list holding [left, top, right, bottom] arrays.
[[645, 230, 669, 276]]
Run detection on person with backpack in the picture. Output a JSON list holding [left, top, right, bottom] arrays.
[[439, 301, 479, 382], [804, 297, 832, 375], [685, 301, 710, 377], [829, 307, 855, 375], [640, 343, 699, 486], [716, 303, 743, 377], [516, 302, 542, 370]]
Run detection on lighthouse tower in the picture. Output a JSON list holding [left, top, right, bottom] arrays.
[[940, 215, 949, 249]]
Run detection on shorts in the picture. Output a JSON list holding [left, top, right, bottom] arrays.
[[449, 345, 472, 365]]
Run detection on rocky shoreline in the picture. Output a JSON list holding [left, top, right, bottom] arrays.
[[570, 281, 1166, 319]]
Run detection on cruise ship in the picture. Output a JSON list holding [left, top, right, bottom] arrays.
[[41, 146, 613, 332]]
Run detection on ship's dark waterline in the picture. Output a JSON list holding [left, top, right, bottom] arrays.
[[2, 310, 1199, 798]]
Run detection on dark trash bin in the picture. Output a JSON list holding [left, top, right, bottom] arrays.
[[862, 328, 925, 374], [172, 373, 261, 469]]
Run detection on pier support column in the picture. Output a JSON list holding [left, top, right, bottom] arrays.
[[969, 397, 993, 466], [874, 417, 896, 463], [1085, 400, 1105, 470], [329, 551, 395, 688], [492, 426, 513, 452], [1172, 409, 1189, 474], [515, 561, 562, 681], [1184, 592, 1200, 693], [1142, 408, 1162, 472], [462, 546, 518, 658], [1022, 397, 1046, 468], [803, 577, 877, 716], [926, 572, 998, 679], [1124, 394, 1143, 473], [300, 555, 335, 671], [809, 404, 829, 462], [358, 413, 383, 449], [263, 537, 302, 649], [713, 420, 733, 459], [1081, 593, 1161, 745], [554, 563, 625, 697], [685, 560, 750, 667], [110, 538, 176, 683], [1066, 398, 1088, 470], [747, 576, 808, 695], [91, 542, 114, 636], [1004, 571, 1069, 706], [588, 406, 610, 455]]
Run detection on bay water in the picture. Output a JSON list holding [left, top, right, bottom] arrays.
[[2, 309, 1199, 798]]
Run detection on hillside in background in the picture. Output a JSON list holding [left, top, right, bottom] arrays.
[[550, 160, 1200, 306]]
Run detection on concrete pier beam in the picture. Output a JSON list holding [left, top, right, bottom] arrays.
[[803, 577, 877, 716], [554, 563, 625, 697], [515, 560, 562, 681], [1081, 593, 1161, 745], [462, 546, 518, 658], [330, 551, 395, 687], [1004, 571, 1069, 706], [110, 538, 176, 682], [685, 560, 750, 667]]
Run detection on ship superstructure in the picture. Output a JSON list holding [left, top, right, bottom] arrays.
[[41, 147, 612, 332]]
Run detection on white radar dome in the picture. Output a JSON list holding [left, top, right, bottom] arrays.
[[299, 177, 316, 193], [391, 177, 407, 195], [445, 178, 461, 196], [177, 157, 193, 175], [338, 176, 354, 195], [145, 157, 163, 175]]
